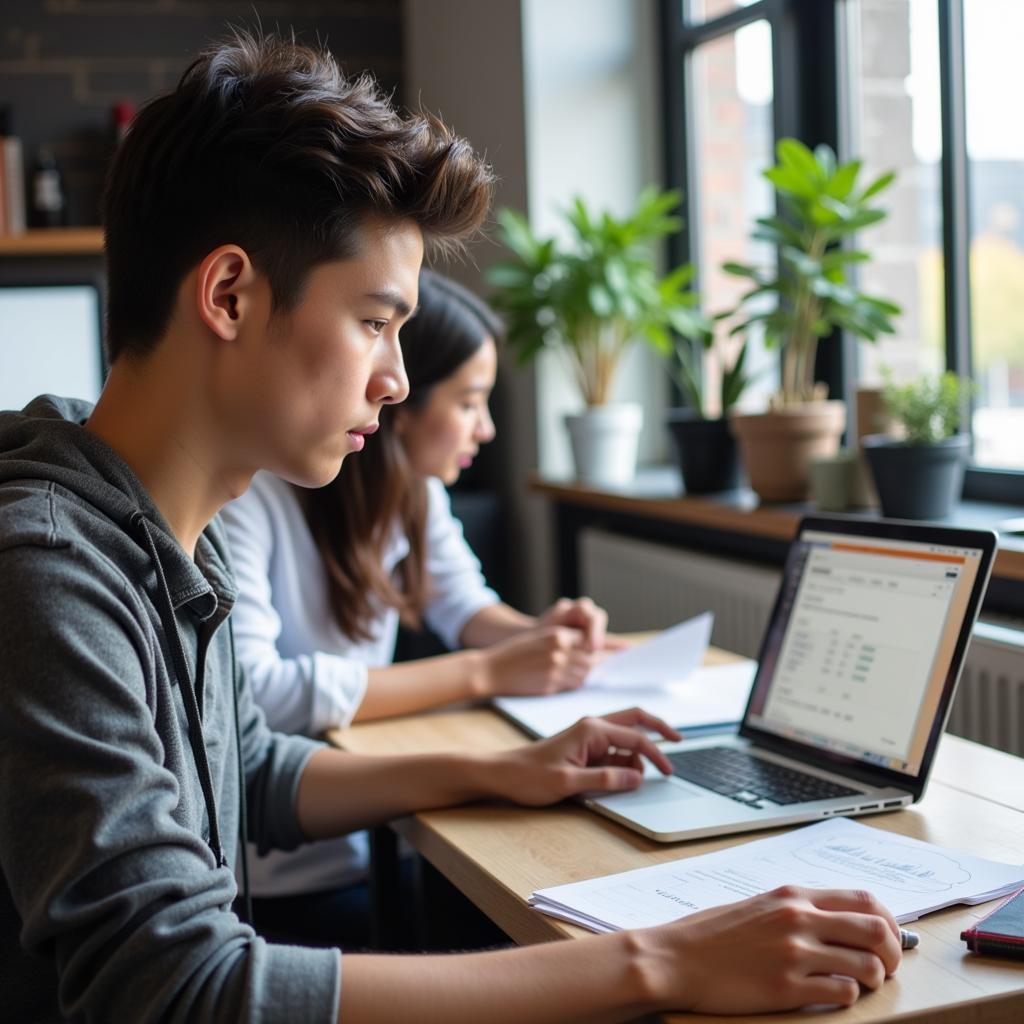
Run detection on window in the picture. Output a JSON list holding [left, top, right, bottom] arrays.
[[661, 0, 1024, 500], [845, 0, 944, 387], [690, 18, 776, 412], [686, 0, 759, 24], [963, 0, 1024, 471]]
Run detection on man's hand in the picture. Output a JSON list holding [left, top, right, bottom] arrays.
[[642, 885, 902, 1015], [491, 708, 681, 806], [537, 597, 628, 653]]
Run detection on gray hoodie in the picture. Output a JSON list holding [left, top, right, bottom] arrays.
[[0, 396, 340, 1022]]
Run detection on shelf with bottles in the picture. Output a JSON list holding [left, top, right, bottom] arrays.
[[0, 227, 104, 257]]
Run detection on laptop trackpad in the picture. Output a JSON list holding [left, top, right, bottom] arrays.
[[596, 776, 704, 809]]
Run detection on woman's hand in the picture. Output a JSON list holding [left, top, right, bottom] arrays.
[[476, 626, 600, 697], [537, 597, 628, 653], [490, 708, 681, 806], [640, 885, 902, 1014]]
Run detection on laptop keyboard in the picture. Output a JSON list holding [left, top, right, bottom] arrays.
[[667, 746, 860, 808]]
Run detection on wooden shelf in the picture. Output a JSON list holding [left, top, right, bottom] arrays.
[[531, 470, 1024, 583], [0, 227, 104, 256]]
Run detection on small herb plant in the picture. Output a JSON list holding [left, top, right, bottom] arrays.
[[724, 139, 902, 407], [488, 188, 710, 407], [882, 371, 972, 445]]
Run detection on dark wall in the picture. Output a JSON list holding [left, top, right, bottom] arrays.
[[0, 1, 402, 226]]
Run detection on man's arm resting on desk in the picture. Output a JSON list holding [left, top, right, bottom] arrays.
[[292, 710, 902, 1021], [338, 886, 903, 1023]]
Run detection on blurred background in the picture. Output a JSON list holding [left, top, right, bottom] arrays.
[[1, 0, 1021, 614]]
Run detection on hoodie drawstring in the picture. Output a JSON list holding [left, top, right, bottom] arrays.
[[129, 511, 227, 870]]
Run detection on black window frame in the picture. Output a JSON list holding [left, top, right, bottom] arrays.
[[660, 0, 1024, 505]]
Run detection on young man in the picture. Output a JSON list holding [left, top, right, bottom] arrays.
[[0, 32, 902, 1023]]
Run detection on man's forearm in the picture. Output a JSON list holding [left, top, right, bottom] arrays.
[[338, 930, 659, 1024], [295, 746, 501, 839]]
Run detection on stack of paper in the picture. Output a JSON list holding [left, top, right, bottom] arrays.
[[530, 817, 1024, 930], [495, 613, 757, 738]]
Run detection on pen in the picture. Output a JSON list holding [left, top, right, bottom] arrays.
[[900, 928, 920, 950]]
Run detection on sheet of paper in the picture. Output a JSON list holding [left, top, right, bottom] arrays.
[[495, 659, 756, 739], [530, 817, 1024, 930], [586, 612, 713, 688]]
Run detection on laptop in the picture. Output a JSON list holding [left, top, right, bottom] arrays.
[[586, 515, 997, 843]]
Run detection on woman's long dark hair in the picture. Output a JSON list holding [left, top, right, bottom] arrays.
[[298, 269, 503, 641]]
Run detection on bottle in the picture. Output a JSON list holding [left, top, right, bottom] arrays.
[[112, 101, 135, 146], [29, 147, 67, 228], [0, 105, 26, 235]]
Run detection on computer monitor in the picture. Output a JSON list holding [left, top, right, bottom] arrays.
[[0, 281, 105, 411]]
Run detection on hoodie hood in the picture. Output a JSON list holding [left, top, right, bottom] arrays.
[[0, 394, 231, 617]]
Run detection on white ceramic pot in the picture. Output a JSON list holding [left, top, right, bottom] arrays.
[[564, 402, 643, 487]]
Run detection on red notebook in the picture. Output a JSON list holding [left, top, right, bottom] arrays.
[[961, 887, 1024, 957]]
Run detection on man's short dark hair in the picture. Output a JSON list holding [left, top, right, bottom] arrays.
[[102, 30, 494, 360]]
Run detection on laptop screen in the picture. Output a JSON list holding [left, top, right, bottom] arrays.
[[744, 527, 987, 778]]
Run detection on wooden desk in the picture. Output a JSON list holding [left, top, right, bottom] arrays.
[[329, 650, 1024, 1023]]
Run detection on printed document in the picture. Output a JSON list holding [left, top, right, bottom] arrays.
[[495, 612, 752, 738], [530, 817, 1024, 931], [496, 659, 755, 739], [586, 612, 713, 688]]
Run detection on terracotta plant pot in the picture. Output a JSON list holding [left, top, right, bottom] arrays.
[[729, 401, 846, 503]]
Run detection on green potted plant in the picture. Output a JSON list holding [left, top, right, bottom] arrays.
[[863, 371, 973, 519], [723, 138, 901, 502], [662, 323, 756, 493], [488, 187, 707, 487]]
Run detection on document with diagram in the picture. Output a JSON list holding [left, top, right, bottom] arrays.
[[530, 817, 1024, 931]]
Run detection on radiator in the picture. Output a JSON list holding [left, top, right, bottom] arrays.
[[579, 528, 1024, 757], [579, 529, 780, 658]]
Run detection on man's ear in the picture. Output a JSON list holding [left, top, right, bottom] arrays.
[[194, 245, 260, 341]]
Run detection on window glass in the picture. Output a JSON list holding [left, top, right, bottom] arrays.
[[690, 19, 776, 413], [964, 0, 1024, 470], [846, 0, 944, 389], [685, 0, 761, 25]]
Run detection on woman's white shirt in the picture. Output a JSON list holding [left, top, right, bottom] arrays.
[[221, 470, 499, 895]]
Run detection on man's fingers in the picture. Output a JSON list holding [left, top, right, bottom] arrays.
[[601, 707, 682, 743], [801, 889, 901, 941], [814, 912, 902, 976], [785, 974, 860, 1010], [606, 751, 645, 772], [583, 720, 674, 775], [566, 765, 643, 795], [801, 946, 888, 992]]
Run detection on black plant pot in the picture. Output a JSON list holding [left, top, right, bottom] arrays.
[[666, 409, 743, 494], [862, 434, 970, 520]]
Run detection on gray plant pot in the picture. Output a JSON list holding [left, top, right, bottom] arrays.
[[862, 434, 970, 520]]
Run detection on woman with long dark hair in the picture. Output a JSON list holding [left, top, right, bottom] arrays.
[[221, 269, 620, 939]]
